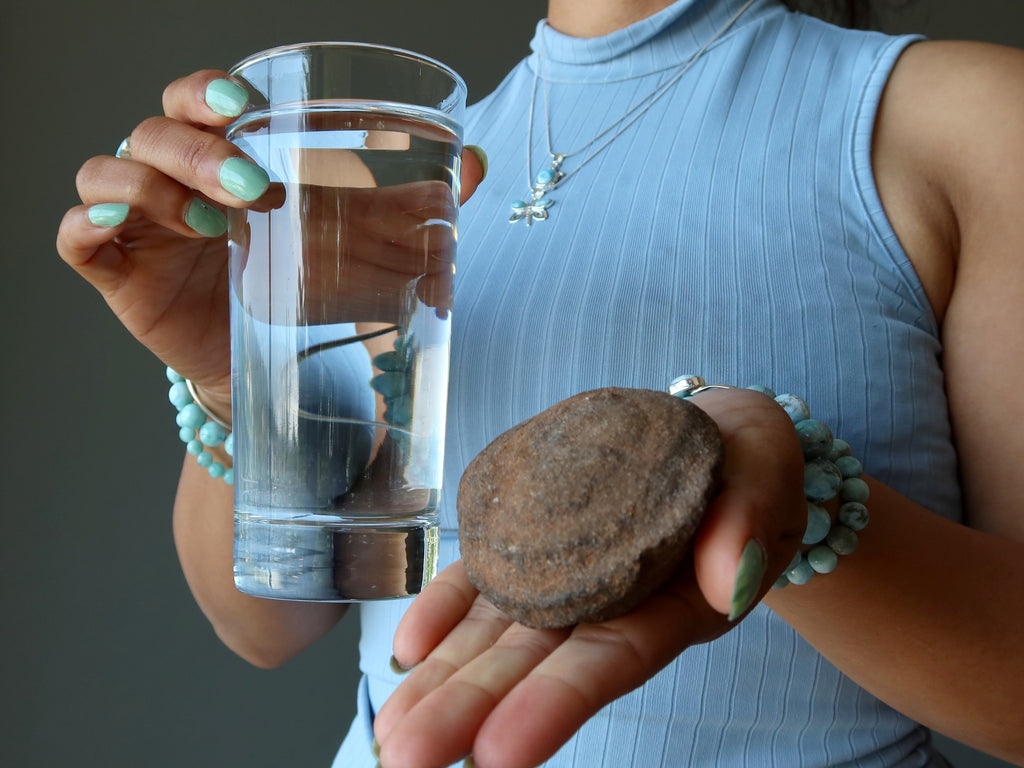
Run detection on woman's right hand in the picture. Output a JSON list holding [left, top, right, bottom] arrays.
[[57, 69, 486, 416], [57, 70, 260, 414]]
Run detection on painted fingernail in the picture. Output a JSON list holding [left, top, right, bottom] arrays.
[[205, 78, 249, 118], [729, 539, 767, 621], [219, 157, 270, 201], [88, 203, 129, 227], [185, 197, 227, 237], [389, 654, 414, 675], [465, 144, 488, 180], [463, 757, 476, 768], [371, 737, 381, 758]]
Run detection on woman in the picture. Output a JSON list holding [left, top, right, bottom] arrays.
[[57, 0, 1024, 766]]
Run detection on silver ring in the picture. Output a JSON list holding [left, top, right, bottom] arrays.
[[115, 136, 132, 160], [667, 375, 736, 399]]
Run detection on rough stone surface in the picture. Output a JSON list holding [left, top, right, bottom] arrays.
[[458, 387, 724, 629]]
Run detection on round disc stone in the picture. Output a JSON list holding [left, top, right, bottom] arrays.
[[458, 387, 724, 629]]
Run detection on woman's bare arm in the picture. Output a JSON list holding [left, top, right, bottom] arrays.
[[767, 39, 1024, 763]]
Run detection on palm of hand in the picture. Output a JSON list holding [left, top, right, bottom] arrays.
[[374, 389, 807, 768], [374, 559, 735, 768]]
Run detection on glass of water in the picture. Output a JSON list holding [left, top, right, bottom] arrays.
[[225, 43, 466, 601]]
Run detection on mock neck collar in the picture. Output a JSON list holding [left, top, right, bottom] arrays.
[[528, 0, 778, 81]]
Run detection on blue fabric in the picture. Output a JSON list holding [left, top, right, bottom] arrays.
[[338, 0, 958, 764]]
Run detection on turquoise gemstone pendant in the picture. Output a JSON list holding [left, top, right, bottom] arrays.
[[509, 195, 553, 225], [510, 154, 565, 225]]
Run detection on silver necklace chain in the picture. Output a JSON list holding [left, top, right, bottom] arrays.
[[510, 0, 756, 225]]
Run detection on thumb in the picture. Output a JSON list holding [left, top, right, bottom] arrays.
[[459, 144, 487, 204], [687, 389, 806, 619]]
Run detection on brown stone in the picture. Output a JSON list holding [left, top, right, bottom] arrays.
[[458, 387, 724, 629]]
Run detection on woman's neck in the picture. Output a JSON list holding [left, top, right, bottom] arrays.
[[545, 0, 679, 37]]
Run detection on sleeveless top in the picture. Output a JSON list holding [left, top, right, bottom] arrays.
[[338, 1, 960, 765]]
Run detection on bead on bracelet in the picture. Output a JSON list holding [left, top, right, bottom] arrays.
[[167, 367, 233, 484]]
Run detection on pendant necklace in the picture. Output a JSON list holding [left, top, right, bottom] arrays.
[[510, 0, 756, 225]]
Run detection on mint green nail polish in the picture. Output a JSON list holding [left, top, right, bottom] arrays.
[[389, 655, 413, 675], [185, 198, 227, 237], [220, 157, 270, 201], [205, 78, 249, 118], [729, 539, 767, 621], [465, 144, 488, 179], [88, 202, 129, 227]]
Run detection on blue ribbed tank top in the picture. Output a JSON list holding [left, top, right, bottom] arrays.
[[344, 1, 961, 765]]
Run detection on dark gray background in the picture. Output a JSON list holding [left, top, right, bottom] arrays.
[[2, 1, 1021, 766]]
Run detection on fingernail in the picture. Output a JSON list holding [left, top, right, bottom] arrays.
[[463, 757, 476, 768], [465, 144, 488, 180], [185, 197, 227, 237], [371, 737, 381, 758], [389, 654, 414, 675], [219, 157, 270, 201], [88, 202, 129, 227], [205, 78, 249, 118], [729, 539, 767, 621]]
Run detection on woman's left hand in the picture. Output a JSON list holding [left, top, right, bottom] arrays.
[[373, 388, 807, 768]]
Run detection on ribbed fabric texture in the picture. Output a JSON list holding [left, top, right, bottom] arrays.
[[340, 1, 960, 765]]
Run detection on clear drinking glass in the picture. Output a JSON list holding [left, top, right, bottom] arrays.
[[225, 43, 466, 601]]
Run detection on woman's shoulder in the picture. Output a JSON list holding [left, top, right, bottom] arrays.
[[882, 39, 1024, 141], [870, 39, 1024, 322]]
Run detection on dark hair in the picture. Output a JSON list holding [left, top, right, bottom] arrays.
[[780, 0, 874, 29]]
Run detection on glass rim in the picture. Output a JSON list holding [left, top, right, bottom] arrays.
[[228, 40, 467, 98]]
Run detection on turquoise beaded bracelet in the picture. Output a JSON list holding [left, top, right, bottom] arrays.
[[668, 375, 870, 587], [166, 367, 234, 484], [166, 327, 409, 487]]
